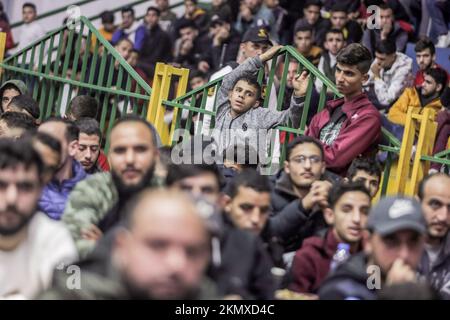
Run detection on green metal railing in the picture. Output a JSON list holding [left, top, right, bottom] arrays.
[[1, 16, 152, 152]]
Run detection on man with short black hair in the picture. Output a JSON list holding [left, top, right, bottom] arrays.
[[31, 132, 61, 185], [75, 118, 104, 174], [417, 173, 450, 300], [289, 182, 370, 294], [293, 0, 328, 46], [293, 25, 322, 66], [137, 6, 172, 79], [323, 3, 363, 45], [296, 43, 381, 175], [66, 95, 99, 121], [111, 6, 141, 48], [16, 2, 46, 58], [345, 157, 382, 199], [0, 138, 77, 299], [414, 37, 449, 87], [362, 3, 408, 55], [366, 39, 413, 110]]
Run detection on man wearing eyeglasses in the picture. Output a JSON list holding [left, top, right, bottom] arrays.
[[269, 136, 333, 253]]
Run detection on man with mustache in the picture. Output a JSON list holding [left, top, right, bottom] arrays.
[[0, 138, 77, 299], [62, 115, 162, 259], [417, 173, 450, 299]]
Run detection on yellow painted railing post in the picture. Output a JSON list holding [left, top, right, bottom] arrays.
[[407, 109, 438, 195], [146, 63, 190, 146], [392, 108, 417, 195], [0, 32, 7, 77]]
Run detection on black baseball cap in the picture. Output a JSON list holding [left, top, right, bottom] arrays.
[[242, 27, 273, 46]]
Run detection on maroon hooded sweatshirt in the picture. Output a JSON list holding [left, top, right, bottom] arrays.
[[306, 93, 381, 175], [289, 229, 361, 294]]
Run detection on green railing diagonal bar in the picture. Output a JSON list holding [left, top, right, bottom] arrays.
[[381, 127, 402, 148], [433, 148, 450, 158]]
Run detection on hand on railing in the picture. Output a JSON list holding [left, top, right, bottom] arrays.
[[259, 44, 283, 63], [292, 70, 310, 98]]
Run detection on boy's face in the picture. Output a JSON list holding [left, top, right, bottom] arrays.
[[331, 11, 347, 29], [335, 63, 367, 97], [350, 169, 380, 198], [294, 31, 313, 54], [325, 191, 371, 244], [229, 80, 259, 114], [304, 5, 320, 25], [324, 32, 345, 56]]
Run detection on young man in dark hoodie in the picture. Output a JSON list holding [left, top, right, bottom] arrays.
[[319, 196, 427, 300], [295, 43, 381, 176], [289, 182, 371, 295]]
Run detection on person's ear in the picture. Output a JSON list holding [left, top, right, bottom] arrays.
[[253, 99, 260, 108], [284, 160, 290, 174], [223, 194, 232, 213], [324, 207, 335, 226], [320, 162, 326, 175], [362, 73, 369, 83], [437, 83, 443, 93], [68, 140, 79, 157]]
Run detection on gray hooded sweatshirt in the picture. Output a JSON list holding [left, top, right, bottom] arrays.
[[212, 56, 304, 153]]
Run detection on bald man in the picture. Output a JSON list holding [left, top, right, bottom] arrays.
[[417, 173, 450, 299], [40, 189, 217, 300]]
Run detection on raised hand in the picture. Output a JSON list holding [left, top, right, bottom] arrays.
[[292, 70, 310, 97]]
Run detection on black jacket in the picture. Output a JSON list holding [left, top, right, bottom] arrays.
[[202, 28, 241, 71], [318, 253, 377, 300], [137, 24, 173, 79], [209, 214, 277, 300], [268, 171, 327, 252]]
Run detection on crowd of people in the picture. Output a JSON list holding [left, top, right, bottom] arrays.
[[0, 0, 449, 301]]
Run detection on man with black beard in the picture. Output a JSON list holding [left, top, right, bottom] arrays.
[[62, 115, 162, 259], [0, 138, 77, 299]]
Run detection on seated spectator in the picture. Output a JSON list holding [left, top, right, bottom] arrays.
[[128, 49, 151, 87], [362, 3, 408, 55], [388, 68, 447, 126], [111, 6, 141, 50], [181, 0, 209, 36], [0, 111, 36, 138], [41, 189, 216, 300], [75, 118, 105, 174], [289, 182, 370, 294], [31, 132, 62, 185], [293, 25, 322, 66], [0, 80, 27, 114], [293, 0, 328, 46], [66, 95, 99, 121], [90, 11, 116, 51], [315, 29, 346, 93], [211, 0, 233, 23], [323, 3, 363, 45], [430, 86, 450, 173], [212, 45, 303, 156], [136, 7, 172, 79], [319, 196, 427, 300], [155, 0, 177, 32], [278, 58, 299, 110], [264, 0, 288, 44], [62, 116, 162, 258], [0, 138, 77, 299], [199, 14, 241, 72], [166, 163, 276, 299], [269, 136, 332, 252], [365, 39, 413, 110], [417, 173, 450, 299], [345, 157, 382, 199], [298, 43, 381, 175], [414, 37, 449, 87], [15, 2, 46, 62], [173, 19, 209, 70], [38, 118, 87, 220], [235, 0, 277, 42], [4, 95, 40, 121]]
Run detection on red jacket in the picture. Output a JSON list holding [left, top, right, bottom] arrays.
[[289, 229, 361, 294], [97, 150, 110, 172], [305, 93, 381, 175]]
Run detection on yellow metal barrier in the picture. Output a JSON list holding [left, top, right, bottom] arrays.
[[146, 63, 189, 145], [390, 108, 438, 196], [0, 32, 6, 77]]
